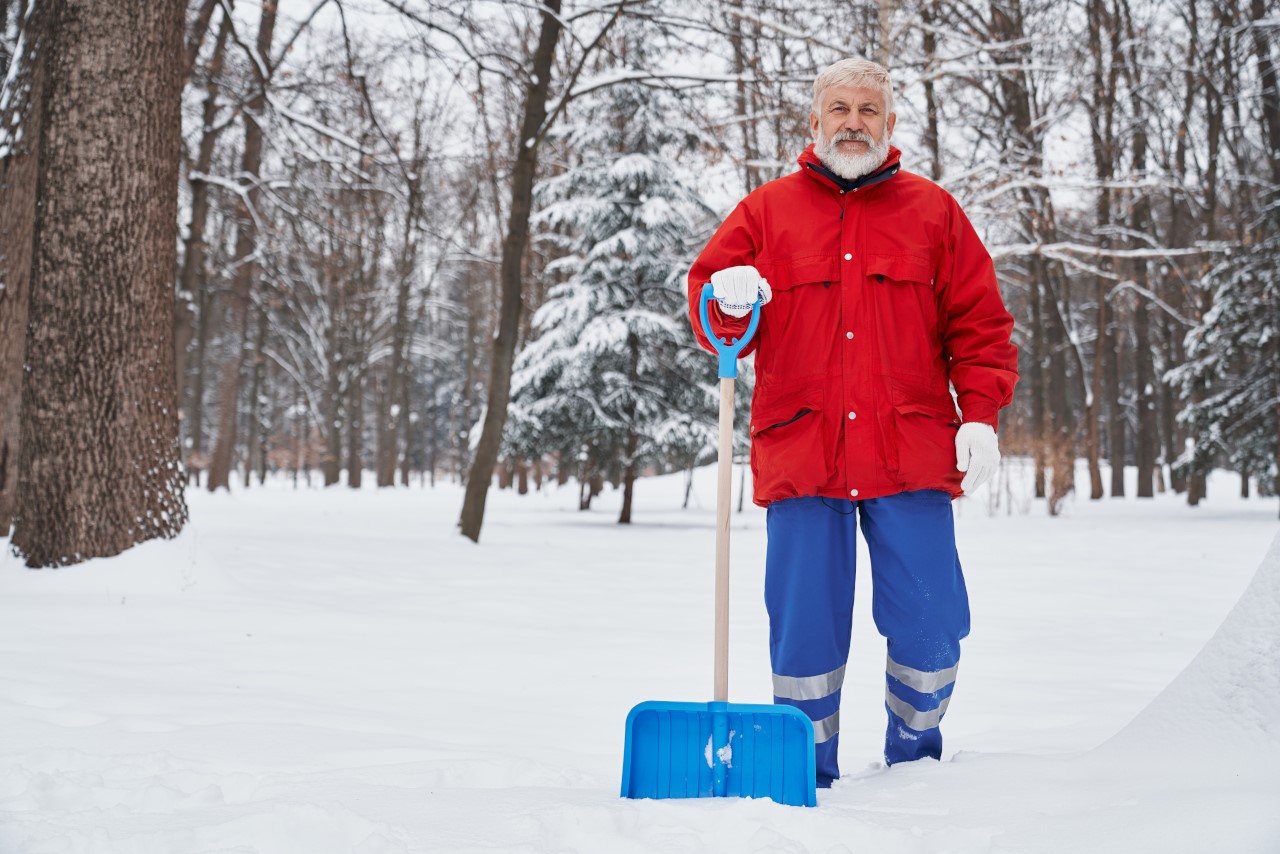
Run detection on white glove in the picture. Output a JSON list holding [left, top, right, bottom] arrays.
[[710, 265, 772, 318], [956, 422, 999, 494]]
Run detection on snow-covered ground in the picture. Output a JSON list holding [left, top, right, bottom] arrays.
[[1, 461, 1277, 853]]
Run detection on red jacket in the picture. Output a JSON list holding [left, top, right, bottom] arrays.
[[689, 144, 1018, 507]]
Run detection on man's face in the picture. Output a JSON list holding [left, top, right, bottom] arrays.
[[809, 84, 896, 180], [810, 84, 895, 153]]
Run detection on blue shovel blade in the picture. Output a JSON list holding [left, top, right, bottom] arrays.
[[621, 700, 816, 807]]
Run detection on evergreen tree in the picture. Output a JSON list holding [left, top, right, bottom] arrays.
[[508, 29, 717, 522], [1169, 227, 1280, 503]]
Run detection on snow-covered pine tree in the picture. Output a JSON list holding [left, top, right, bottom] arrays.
[[1168, 226, 1280, 507], [508, 22, 717, 523]]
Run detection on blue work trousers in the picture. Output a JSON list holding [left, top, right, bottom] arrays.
[[765, 491, 970, 785]]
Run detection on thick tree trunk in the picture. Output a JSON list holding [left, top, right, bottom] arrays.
[[0, 3, 46, 536], [458, 0, 562, 542], [11, 0, 187, 567], [207, 0, 277, 492]]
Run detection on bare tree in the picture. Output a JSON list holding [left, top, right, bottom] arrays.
[[458, 0, 566, 542], [207, 0, 279, 491]]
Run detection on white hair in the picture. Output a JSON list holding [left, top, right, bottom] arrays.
[[811, 58, 894, 115]]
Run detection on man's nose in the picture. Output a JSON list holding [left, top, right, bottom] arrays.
[[840, 114, 866, 133]]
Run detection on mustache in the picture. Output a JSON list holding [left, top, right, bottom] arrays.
[[832, 129, 874, 144]]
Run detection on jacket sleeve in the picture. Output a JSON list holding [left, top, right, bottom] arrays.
[[687, 200, 762, 359], [936, 197, 1019, 428]]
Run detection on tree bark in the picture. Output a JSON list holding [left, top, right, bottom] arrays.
[[242, 304, 267, 489], [377, 183, 419, 487], [206, 0, 277, 491], [175, 8, 230, 438], [11, 0, 187, 567], [618, 332, 641, 524], [875, 0, 896, 67], [1085, 0, 1116, 501], [920, 0, 943, 182], [347, 364, 364, 489], [458, 0, 562, 542], [0, 2, 47, 536]]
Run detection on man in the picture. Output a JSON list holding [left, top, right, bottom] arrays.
[[687, 58, 1018, 787]]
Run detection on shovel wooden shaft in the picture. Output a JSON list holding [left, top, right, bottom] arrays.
[[714, 376, 734, 703]]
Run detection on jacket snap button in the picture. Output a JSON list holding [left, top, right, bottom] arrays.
[[843, 253, 852, 261], [850, 488, 859, 497], [846, 331, 854, 339], [847, 411, 856, 420]]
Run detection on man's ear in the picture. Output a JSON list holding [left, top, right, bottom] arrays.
[[809, 111, 820, 140], [887, 112, 897, 138]]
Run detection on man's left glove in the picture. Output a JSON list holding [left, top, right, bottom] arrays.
[[956, 422, 999, 494], [710, 265, 772, 318]]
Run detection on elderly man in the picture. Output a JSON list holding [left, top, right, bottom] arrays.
[[688, 58, 1018, 786]]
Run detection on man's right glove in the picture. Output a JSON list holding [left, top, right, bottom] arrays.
[[710, 265, 772, 318]]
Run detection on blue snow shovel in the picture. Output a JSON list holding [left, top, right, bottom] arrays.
[[620, 284, 817, 808]]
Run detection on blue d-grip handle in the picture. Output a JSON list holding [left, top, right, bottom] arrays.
[[699, 282, 761, 379]]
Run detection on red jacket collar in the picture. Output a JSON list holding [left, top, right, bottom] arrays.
[[798, 143, 903, 193]]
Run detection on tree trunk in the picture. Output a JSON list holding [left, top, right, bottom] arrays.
[[875, 0, 896, 66], [458, 0, 563, 542], [206, 0, 277, 492], [323, 272, 343, 487], [377, 236, 415, 487], [347, 365, 364, 489], [399, 368, 414, 483], [11, 0, 187, 567], [619, 434, 637, 524], [1106, 296, 1125, 497], [1030, 267, 1047, 499], [242, 305, 267, 489], [0, 3, 47, 536], [1084, 0, 1116, 502], [175, 9, 230, 431], [920, 0, 943, 182]]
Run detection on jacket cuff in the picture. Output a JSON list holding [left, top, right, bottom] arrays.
[[708, 301, 751, 338], [958, 397, 1000, 430]]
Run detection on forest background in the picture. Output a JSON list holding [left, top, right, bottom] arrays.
[[0, 0, 1277, 566]]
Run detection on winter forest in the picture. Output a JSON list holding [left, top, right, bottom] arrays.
[[1, 0, 1278, 565]]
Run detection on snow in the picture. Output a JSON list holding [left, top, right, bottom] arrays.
[[1, 463, 1278, 853]]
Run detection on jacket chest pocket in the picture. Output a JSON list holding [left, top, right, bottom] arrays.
[[753, 256, 841, 381], [866, 254, 943, 377], [749, 382, 832, 501]]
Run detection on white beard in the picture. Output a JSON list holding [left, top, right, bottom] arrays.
[[814, 126, 890, 181]]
